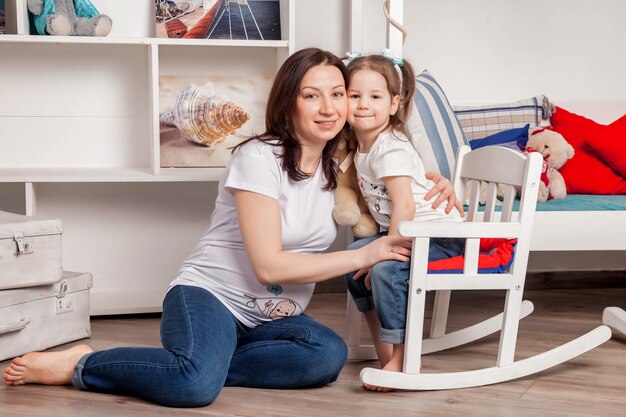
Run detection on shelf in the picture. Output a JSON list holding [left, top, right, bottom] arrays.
[[0, 34, 149, 45], [153, 38, 288, 48], [0, 167, 225, 183], [0, 34, 289, 48]]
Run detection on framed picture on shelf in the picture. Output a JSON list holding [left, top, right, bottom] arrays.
[[159, 74, 272, 168], [155, 0, 281, 40]]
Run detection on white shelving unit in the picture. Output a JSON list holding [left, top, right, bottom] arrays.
[[0, 0, 295, 314], [1, 0, 294, 183]]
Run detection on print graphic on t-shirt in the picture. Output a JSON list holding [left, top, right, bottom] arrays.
[[266, 284, 283, 295], [243, 293, 302, 319], [358, 176, 391, 221]]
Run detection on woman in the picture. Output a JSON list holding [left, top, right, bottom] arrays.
[[3, 48, 459, 407]]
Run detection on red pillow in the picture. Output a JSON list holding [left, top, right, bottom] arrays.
[[551, 107, 626, 194], [587, 115, 626, 177], [559, 149, 626, 194], [551, 107, 601, 150]]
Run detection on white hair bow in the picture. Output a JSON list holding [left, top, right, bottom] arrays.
[[342, 51, 362, 66], [380, 48, 404, 81], [380, 48, 404, 67]]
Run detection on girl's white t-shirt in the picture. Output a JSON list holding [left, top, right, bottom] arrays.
[[169, 140, 337, 328], [354, 130, 463, 231]]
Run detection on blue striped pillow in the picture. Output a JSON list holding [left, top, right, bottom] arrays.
[[409, 71, 468, 179]]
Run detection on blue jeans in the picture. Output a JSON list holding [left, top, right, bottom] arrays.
[[72, 285, 347, 407], [345, 233, 465, 344]]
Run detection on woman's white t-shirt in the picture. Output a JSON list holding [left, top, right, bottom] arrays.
[[354, 130, 463, 232], [169, 140, 337, 328]]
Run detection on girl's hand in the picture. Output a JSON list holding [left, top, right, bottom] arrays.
[[354, 267, 370, 280], [357, 235, 411, 268], [424, 172, 465, 216], [353, 267, 372, 290]]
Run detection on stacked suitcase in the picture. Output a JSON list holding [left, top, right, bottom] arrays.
[[0, 210, 92, 362]]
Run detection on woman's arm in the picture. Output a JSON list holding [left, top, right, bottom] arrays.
[[235, 189, 411, 286], [424, 171, 464, 216], [383, 175, 416, 237]]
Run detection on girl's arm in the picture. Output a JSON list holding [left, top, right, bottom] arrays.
[[424, 171, 464, 216], [383, 175, 416, 237], [234, 189, 411, 286]]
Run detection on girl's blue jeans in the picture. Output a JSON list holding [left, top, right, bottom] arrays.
[[345, 233, 465, 344], [71, 285, 347, 407]]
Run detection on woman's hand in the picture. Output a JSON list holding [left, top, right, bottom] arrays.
[[357, 235, 411, 269], [424, 171, 464, 216]]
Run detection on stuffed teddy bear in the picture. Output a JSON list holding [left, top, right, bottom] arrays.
[[525, 126, 575, 202], [333, 138, 379, 238], [28, 0, 112, 36]]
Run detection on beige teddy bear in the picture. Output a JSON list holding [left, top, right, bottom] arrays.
[[332, 138, 378, 238], [526, 126, 575, 201]]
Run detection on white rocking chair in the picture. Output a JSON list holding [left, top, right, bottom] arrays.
[[347, 145, 612, 390]]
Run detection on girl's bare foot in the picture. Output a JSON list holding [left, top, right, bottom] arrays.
[[3, 344, 93, 386], [362, 359, 402, 392], [363, 344, 411, 392]]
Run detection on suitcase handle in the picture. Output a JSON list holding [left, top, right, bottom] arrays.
[[0, 318, 31, 335]]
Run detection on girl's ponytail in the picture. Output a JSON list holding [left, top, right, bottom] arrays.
[[396, 60, 416, 134]]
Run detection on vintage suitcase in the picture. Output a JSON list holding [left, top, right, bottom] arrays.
[[0, 271, 92, 362], [0, 210, 63, 290]]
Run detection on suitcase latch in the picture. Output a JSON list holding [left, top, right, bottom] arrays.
[[13, 234, 33, 255], [56, 280, 68, 298]]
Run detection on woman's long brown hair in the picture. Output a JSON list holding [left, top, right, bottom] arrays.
[[233, 48, 348, 190]]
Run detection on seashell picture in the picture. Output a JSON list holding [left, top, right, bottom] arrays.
[[160, 83, 250, 147], [159, 75, 272, 167]]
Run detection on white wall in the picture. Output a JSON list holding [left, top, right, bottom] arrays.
[[294, 0, 350, 55], [361, 0, 626, 123], [1, 1, 624, 314]]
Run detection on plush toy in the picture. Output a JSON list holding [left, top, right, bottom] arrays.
[[525, 126, 575, 201], [332, 138, 378, 238], [28, 0, 112, 36]]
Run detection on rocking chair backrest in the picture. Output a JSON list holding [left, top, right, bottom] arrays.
[[452, 144, 543, 281]]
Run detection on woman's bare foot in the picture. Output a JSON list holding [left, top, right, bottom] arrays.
[[3, 344, 93, 386]]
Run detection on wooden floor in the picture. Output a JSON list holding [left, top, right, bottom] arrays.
[[1, 287, 625, 416]]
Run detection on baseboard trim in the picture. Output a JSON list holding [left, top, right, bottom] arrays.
[[90, 290, 164, 315]]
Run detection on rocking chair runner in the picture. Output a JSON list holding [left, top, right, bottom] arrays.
[[346, 145, 612, 390]]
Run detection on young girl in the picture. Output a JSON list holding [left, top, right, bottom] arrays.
[[344, 51, 465, 391]]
